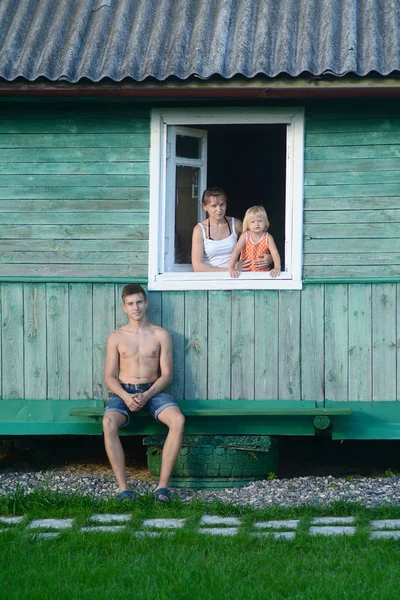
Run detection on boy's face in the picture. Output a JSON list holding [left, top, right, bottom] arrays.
[[122, 293, 148, 321]]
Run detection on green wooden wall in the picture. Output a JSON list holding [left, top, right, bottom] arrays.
[[0, 100, 149, 278]]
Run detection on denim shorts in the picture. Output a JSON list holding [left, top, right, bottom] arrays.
[[104, 382, 178, 427]]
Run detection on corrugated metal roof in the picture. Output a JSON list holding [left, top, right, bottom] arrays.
[[0, 0, 399, 83]]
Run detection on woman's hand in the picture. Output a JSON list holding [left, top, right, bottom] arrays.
[[253, 253, 273, 270], [236, 258, 252, 272]]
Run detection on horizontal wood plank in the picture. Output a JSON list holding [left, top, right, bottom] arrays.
[[304, 197, 400, 211], [306, 171, 400, 186], [304, 253, 400, 266], [305, 183, 400, 198], [0, 187, 149, 199], [306, 131, 400, 147], [306, 158, 400, 173], [306, 118, 400, 134], [0, 239, 149, 252], [0, 162, 149, 175], [0, 199, 149, 212], [0, 118, 149, 134], [0, 225, 149, 239], [304, 238, 400, 253], [305, 222, 400, 238], [0, 212, 149, 225], [304, 265, 400, 278], [0, 251, 148, 265], [0, 174, 149, 187], [304, 209, 400, 224], [0, 148, 149, 162], [0, 133, 150, 148], [305, 145, 400, 160], [0, 264, 148, 277]]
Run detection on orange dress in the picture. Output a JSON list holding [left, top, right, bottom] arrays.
[[240, 231, 271, 272]]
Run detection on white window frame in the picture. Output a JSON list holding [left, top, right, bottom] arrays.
[[149, 107, 304, 291]]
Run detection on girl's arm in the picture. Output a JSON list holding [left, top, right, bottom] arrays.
[[191, 224, 228, 272], [267, 234, 281, 278], [228, 233, 247, 278]]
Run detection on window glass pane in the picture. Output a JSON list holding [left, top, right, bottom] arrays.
[[176, 135, 200, 159], [175, 166, 200, 264]]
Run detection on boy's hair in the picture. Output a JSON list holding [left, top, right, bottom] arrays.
[[122, 283, 147, 303], [243, 205, 270, 232], [202, 186, 227, 206]]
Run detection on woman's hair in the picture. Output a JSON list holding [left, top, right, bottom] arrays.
[[202, 186, 227, 206], [242, 205, 270, 232]]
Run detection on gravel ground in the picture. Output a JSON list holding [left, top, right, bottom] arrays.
[[1, 470, 400, 507]]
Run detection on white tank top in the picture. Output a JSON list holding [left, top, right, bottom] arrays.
[[198, 217, 237, 268]]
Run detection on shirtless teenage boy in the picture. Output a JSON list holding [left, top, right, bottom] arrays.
[[103, 283, 185, 501]]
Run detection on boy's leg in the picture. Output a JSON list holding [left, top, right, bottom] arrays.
[[156, 406, 185, 492], [103, 411, 130, 492]]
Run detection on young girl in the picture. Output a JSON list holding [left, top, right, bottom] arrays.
[[228, 205, 281, 278]]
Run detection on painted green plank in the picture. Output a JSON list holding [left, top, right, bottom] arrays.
[[0, 225, 148, 239], [92, 284, 115, 401], [0, 148, 150, 162], [0, 239, 148, 252], [348, 285, 372, 401], [147, 291, 162, 326], [278, 292, 301, 400], [0, 251, 148, 265], [0, 265, 148, 278], [306, 223, 400, 238], [115, 284, 127, 329], [372, 284, 397, 401], [0, 199, 149, 212], [46, 283, 69, 400], [231, 291, 255, 400], [300, 285, 324, 401], [0, 174, 148, 187], [23, 284, 47, 399], [305, 184, 400, 199], [306, 118, 400, 134], [307, 104, 400, 120], [184, 292, 208, 400], [161, 292, 185, 401], [304, 238, 400, 254], [0, 162, 149, 175], [0, 212, 149, 225], [0, 133, 150, 148], [304, 253, 400, 266], [207, 291, 231, 400], [306, 158, 400, 173], [325, 285, 349, 402], [1, 284, 24, 398], [304, 197, 400, 211], [0, 285, 2, 398], [69, 284, 93, 400], [306, 171, 400, 186], [0, 187, 149, 200], [306, 132, 400, 146], [0, 118, 149, 134], [254, 290, 279, 400], [0, 103, 150, 118], [329, 401, 400, 440], [398, 283, 400, 402], [304, 265, 400, 279], [304, 209, 400, 224], [305, 145, 400, 161]]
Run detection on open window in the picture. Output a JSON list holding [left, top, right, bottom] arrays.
[[149, 108, 304, 291]]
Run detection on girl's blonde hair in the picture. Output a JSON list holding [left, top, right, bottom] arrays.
[[243, 205, 270, 232]]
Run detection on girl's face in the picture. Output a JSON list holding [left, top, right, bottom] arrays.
[[248, 213, 266, 233], [203, 196, 227, 220]]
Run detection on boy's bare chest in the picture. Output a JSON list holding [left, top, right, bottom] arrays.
[[118, 334, 160, 361]]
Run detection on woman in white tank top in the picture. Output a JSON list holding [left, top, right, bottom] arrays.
[[191, 188, 242, 271]]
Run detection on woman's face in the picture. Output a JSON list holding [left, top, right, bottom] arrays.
[[203, 196, 227, 220]]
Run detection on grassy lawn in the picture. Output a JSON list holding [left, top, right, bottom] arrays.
[[1, 491, 400, 599]]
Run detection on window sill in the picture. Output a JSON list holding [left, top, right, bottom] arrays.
[[148, 271, 302, 291]]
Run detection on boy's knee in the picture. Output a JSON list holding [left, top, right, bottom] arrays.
[[173, 411, 185, 430], [102, 413, 120, 435]]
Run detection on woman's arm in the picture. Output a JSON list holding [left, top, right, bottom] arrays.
[[228, 233, 247, 278], [267, 234, 281, 278], [191, 224, 228, 272]]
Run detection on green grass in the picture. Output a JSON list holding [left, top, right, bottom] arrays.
[[1, 491, 400, 599]]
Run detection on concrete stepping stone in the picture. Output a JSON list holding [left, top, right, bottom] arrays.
[[370, 531, 400, 540], [310, 526, 355, 536], [32, 532, 60, 540], [143, 519, 185, 529], [133, 531, 175, 538], [311, 517, 355, 525], [28, 519, 74, 530], [200, 516, 241, 526], [254, 520, 299, 530], [90, 514, 131, 523], [253, 531, 296, 540], [199, 527, 238, 536], [370, 519, 400, 530], [0, 516, 24, 525], [80, 526, 125, 533]]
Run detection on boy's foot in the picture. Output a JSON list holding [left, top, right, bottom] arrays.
[[118, 490, 136, 501], [154, 488, 172, 502]]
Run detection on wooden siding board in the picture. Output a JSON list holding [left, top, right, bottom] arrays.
[[348, 285, 372, 401], [306, 145, 400, 160], [304, 210, 400, 225], [278, 292, 301, 400], [325, 285, 349, 402], [398, 284, 400, 402], [0, 265, 147, 278], [300, 285, 324, 401], [0, 251, 148, 265], [231, 291, 255, 400], [306, 158, 400, 173], [207, 291, 231, 400], [1, 284, 24, 398], [69, 284, 93, 400], [305, 197, 400, 211], [0, 212, 149, 225], [92, 284, 115, 401], [46, 283, 69, 399], [147, 291, 162, 327], [0, 239, 148, 252], [184, 292, 208, 400], [0, 199, 149, 212], [372, 284, 397, 401], [0, 225, 149, 239], [0, 187, 148, 200], [0, 133, 150, 148], [304, 266, 400, 278], [0, 162, 149, 175], [0, 148, 150, 162], [0, 118, 150, 134], [162, 292, 185, 401], [24, 284, 47, 399], [254, 290, 279, 400]]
